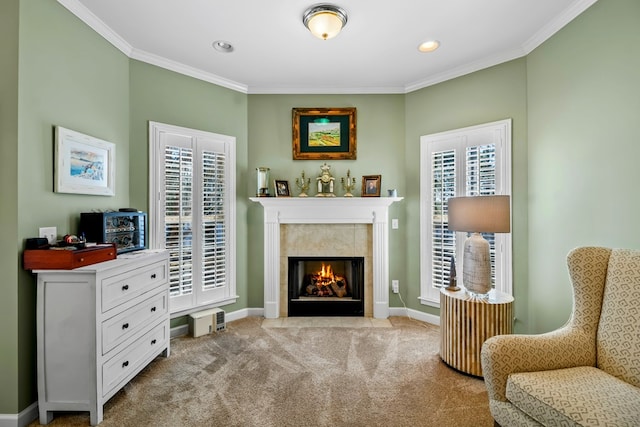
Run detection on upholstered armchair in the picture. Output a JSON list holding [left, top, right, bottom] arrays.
[[481, 246, 640, 426]]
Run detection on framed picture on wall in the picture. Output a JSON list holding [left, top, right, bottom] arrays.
[[292, 107, 357, 160], [362, 175, 381, 197], [54, 126, 116, 196]]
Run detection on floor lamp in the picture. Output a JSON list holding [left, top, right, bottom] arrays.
[[447, 195, 510, 295]]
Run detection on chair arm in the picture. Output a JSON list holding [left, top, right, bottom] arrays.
[[481, 326, 596, 402]]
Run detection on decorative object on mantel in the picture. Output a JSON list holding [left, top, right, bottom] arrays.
[[274, 180, 291, 197], [316, 163, 336, 197], [256, 167, 270, 197], [361, 175, 381, 197], [295, 171, 311, 197], [292, 107, 356, 160], [447, 195, 511, 296], [341, 169, 356, 197]]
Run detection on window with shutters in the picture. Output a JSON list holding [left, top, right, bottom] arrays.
[[149, 122, 236, 315], [419, 119, 512, 306]]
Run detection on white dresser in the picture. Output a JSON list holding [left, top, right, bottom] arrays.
[[35, 250, 170, 425]]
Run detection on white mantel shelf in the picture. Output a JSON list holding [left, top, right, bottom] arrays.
[[250, 196, 403, 319]]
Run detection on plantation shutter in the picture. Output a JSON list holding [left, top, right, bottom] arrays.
[[165, 145, 194, 297], [430, 149, 456, 288], [201, 150, 226, 290]]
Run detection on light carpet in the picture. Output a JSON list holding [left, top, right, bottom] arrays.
[[30, 316, 494, 427]]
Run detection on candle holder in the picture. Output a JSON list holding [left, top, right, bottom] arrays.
[[341, 169, 356, 197], [295, 171, 310, 197], [256, 167, 270, 197]]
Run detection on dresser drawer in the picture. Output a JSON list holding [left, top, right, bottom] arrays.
[[102, 291, 168, 354], [101, 260, 166, 312], [102, 321, 168, 397]]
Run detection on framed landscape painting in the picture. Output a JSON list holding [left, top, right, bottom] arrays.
[[54, 126, 116, 196], [292, 107, 356, 160]]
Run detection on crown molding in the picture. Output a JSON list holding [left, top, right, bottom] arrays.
[[522, 0, 599, 53], [57, 0, 132, 56], [130, 48, 248, 93]]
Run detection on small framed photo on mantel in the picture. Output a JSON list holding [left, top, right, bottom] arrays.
[[362, 175, 381, 197], [275, 180, 291, 197]]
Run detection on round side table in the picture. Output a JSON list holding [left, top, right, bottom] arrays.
[[440, 287, 514, 377]]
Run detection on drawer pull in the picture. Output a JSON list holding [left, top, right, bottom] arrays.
[[79, 258, 85, 262], [151, 339, 157, 345], [122, 360, 129, 368], [150, 306, 156, 312], [122, 284, 129, 291], [122, 323, 129, 330], [151, 273, 157, 279]]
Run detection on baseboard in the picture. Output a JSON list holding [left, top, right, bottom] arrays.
[[0, 401, 38, 427], [170, 306, 438, 336]]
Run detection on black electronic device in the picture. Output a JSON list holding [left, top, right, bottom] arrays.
[[80, 211, 147, 254]]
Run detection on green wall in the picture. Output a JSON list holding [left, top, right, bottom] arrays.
[[405, 60, 529, 330], [0, 0, 20, 417], [4, 0, 639, 418], [527, 0, 640, 332], [247, 95, 406, 309], [10, 0, 131, 413], [129, 60, 249, 316]]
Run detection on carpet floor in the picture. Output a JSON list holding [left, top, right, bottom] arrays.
[[30, 316, 495, 427]]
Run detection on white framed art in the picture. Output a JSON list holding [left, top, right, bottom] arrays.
[[54, 126, 115, 196]]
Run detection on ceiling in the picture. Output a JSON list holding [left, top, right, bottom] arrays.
[[58, 0, 597, 94]]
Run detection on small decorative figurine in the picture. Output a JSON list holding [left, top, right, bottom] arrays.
[[315, 163, 336, 197], [341, 169, 356, 197], [295, 171, 310, 197], [446, 255, 460, 291]]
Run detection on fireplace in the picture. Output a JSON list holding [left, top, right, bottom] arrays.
[[288, 257, 365, 316], [250, 197, 402, 319]]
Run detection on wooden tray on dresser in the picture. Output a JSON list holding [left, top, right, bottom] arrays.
[[23, 244, 117, 270]]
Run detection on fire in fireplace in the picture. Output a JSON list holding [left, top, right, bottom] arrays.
[[288, 257, 364, 316]]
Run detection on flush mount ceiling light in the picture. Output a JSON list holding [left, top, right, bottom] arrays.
[[303, 4, 348, 40], [212, 40, 234, 53], [418, 40, 440, 53]]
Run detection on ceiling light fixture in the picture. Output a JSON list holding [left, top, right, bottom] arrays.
[[303, 4, 348, 40], [212, 40, 234, 53], [418, 40, 440, 53]]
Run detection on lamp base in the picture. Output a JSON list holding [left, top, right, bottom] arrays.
[[462, 233, 492, 295]]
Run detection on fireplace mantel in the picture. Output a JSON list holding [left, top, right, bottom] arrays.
[[251, 197, 403, 319]]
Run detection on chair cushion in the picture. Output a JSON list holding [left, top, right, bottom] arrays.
[[506, 366, 640, 426]]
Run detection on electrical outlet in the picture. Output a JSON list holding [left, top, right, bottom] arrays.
[[392, 280, 399, 293], [391, 218, 399, 229], [39, 227, 57, 245]]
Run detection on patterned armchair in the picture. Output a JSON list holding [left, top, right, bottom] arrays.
[[481, 247, 640, 426]]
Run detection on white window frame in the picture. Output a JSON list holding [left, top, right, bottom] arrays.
[[148, 121, 237, 316], [419, 119, 512, 307]]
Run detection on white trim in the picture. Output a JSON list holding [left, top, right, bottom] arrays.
[[419, 119, 513, 306], [148, 121, 237, 314], [250, 197, 403, 319], [0, 402, 38, 427]]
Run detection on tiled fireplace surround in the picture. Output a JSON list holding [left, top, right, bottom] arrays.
[[251, 197, 402, 319]]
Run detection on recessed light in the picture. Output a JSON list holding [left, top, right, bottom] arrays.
[[418, 40, 440, 53], [212, 40, 234, 53]]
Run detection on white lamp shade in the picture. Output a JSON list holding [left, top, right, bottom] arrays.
[[448, 195, 510, 233]]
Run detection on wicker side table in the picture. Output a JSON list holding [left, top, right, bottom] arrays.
[[440, 288, 514, 377]]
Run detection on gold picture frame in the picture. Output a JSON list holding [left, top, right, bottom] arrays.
[[361, 175, 381, 197], [292, 107, 356, 160]]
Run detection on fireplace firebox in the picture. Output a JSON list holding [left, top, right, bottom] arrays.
[[288, 257, 365, 316]]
